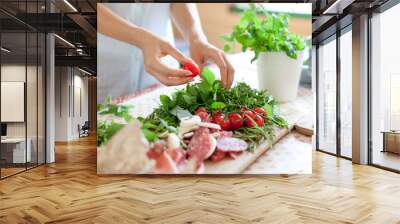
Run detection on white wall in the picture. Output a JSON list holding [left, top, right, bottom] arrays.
[[54, 67, 89, 141]]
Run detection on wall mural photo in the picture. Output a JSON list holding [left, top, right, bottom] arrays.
[[97, 3, 313, 174]]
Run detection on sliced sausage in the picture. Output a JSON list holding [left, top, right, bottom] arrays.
[[216, 137, 248, 152]]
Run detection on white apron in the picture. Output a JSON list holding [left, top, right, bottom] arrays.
[[97, 3, 176, 103]]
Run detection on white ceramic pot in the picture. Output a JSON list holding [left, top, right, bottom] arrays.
[[256, 51, 304, 102]]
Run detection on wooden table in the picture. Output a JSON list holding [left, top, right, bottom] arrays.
[[381, 131, 400, 154], [110, 53, 313, 174]]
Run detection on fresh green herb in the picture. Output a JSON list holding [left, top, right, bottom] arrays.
[[223, 3, 306, 62], [97, 97, 134, 146], [97, 67, 288, 149], [210, 102, 226, 110], [97, 120, 125, 147], [169, 106, 192, 120]]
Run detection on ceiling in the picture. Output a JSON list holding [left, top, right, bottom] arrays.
[[0, 0, 397, 74]]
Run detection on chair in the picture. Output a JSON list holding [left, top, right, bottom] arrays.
[[79, 121, 90, 138]]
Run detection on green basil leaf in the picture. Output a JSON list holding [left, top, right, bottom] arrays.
[[201, 67, 216, 86], [160, 95, 171, 110], [141, 128, 157, 141], [223, 43, 231, 52], [210, 102, 226, 110], [142, 122, 158, 129]]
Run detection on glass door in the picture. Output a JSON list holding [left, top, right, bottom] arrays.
[[339, 27, 352, 158], [0, 1, 47, 179], [370, 3, 400, 172], [1, 30, 28, 178], [317, 36, 337, 155]]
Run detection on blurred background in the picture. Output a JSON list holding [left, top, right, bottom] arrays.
[[173, 3, 312, 87], [173, 3, 311, 52]]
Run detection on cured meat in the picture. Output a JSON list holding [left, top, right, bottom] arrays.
[[227, 151, 242, 159], [187, 127, 213, 162], [216, 137, 248, 152], [205, 135, 217, 159], [98, 121, 154, 174], [167, 147, 186, 165], [155, 151, 179, 174], [210, 150, 226, 162], [219, 131, 233, 138]]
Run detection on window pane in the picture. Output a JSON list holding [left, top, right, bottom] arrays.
[[27, 31, 38, 169], [371, 3, 400, 171], [318, 37, 337, 154], [340, 29, 352, 158], [1, 30, 27, 177]]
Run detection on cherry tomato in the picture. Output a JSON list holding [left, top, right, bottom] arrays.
[[242, 110, 256, 121], [197, 111, 209, 121], [195, 107, 207, 114], [227, 113, 243, 130], [254, 107, 267, 117], [210, 150, 226, 162], [245, 114, 263, 127], [182, 61, 200, 77], [239, 108, 249, 114], [218, 118, 231, 131], [212, 112, 224, 123], [211, 112, 230, 130]]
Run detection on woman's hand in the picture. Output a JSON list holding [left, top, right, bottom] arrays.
[[189, 39, 234, 88], [98, 4, 195, 87], [140, 30, 195, 86]]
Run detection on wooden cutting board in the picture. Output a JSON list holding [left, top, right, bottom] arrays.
[[120, 83, 312, 174]]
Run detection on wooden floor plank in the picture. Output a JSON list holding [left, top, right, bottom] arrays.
[[0, 134, 399, 224]]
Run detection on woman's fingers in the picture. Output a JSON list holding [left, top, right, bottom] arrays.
[[144, 58, 193, 86], [162, 42, 189, 65], [209, 52, 228, 88], [154, 74, 194, 86], [145, 57, 191, 78], [222, 54, 235, 88]]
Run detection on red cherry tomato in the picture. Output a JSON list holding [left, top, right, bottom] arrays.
[[227, 113, 243, 130], [195, 107, 209, 121], [195, 107, 207, 114], [197, 111, 209, 121], [218, 118, 231, 131], [182, 61, 200, 77], [212, 112, 224, 123], [245, 114, 263, 127], [239, 108, 249, 114], [242, 110, 256, 121], [254, 107, 267, 117], [210, 150, 226, 162]]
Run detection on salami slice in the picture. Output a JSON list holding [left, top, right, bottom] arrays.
[[155, 151, 179, 174], [210, 150, 226, 162], [216, 137, 248, 152], [219, 131, 233, 138], [187, 127, 212, 162]]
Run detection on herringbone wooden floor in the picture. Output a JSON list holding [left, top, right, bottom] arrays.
[[1, 134, 400, 224]]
